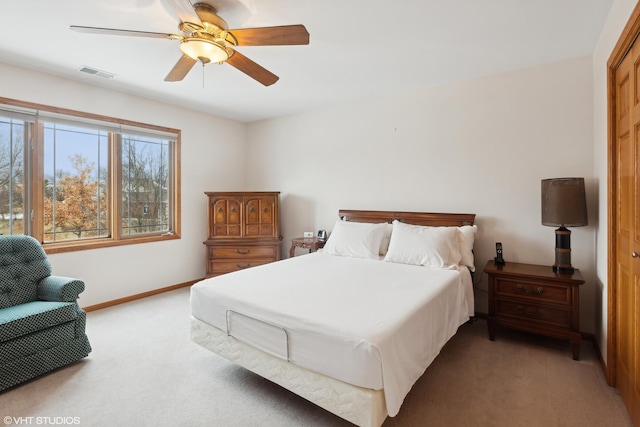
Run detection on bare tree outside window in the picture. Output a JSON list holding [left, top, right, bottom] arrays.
[[0, 118, 25, 235], [121, 135, 170, 235]]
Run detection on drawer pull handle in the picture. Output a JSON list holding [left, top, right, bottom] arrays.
[[517, 284, 544, 295], [236, 249, 250, 255], [236, 264, 251, 269], [516, 305, 543, 317]]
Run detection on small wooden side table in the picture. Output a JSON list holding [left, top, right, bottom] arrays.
[[484, 260, 585, 360], [289, 237, 326, 257]]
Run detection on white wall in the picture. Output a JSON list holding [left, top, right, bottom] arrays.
[[0, 16, 616, 342], [592, 0, 638, 364], [0, 62, 247, 308], [246, 56, 597, 332]]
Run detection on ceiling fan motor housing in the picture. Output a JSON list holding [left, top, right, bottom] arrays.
[[193, 3, 228, 31]]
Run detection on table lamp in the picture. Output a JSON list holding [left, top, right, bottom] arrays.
[[541, 178, 588, 273]]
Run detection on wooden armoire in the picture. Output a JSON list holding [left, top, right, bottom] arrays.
[[204, 191, 282, 278]]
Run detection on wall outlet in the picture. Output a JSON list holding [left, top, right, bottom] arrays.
[[303, 231, 314, 238]]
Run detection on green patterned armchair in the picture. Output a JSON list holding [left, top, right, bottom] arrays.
[[0, 235, 91, 392]]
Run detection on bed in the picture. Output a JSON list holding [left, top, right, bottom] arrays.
[[190, 209, 477, 426]]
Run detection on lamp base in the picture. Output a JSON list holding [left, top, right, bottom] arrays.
[[553, 265, 575, 274], [553, 226, 574, 274]]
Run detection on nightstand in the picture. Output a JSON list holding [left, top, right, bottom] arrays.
[[289, 237, 326, 257], [483, 260, 585, 360]]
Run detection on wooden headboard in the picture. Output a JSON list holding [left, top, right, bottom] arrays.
[[339, 209, 475, 227]]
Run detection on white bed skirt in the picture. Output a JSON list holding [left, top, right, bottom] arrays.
[[190, 316, 388, 427]]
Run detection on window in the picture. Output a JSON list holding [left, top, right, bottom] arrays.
[[120, 134, 172, 236], [43, 122, 109, 242], [0, 97, 181, 253]]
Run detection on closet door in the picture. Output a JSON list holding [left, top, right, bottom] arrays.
[[615, 39, 640, 427]]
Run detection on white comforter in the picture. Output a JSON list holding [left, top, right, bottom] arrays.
[[190, 252, 473, 416]]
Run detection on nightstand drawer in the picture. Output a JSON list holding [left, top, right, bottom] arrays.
[[495, 299, 570, 328], [209, 246, 277, 259], [495, 278, 571, 305]]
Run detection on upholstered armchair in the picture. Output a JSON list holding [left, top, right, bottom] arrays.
[[0, 235, 91, 392]]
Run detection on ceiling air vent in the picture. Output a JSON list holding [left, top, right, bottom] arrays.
[[78, 66, 115, 79]]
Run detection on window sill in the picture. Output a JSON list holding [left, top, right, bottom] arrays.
[[43, 232, 180, 255]]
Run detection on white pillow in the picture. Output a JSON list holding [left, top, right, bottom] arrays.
[[322, 220, 388, 259], [379, 223, 394, 256], [457, 225, 477, 271], [383, 220, 462, 267]]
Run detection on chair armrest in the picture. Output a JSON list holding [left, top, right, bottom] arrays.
[[37, 276, 85, 302]]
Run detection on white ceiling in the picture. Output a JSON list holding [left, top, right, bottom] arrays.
[[0, 0, 613, 123]]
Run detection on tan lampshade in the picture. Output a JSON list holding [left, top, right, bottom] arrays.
[[541, 178, 588, 227]]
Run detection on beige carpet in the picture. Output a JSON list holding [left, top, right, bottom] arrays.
[[0, 287, 633, 427]]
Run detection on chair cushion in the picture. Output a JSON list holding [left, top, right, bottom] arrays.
[[0, 236, 52, 309], [0, 301, 77, 343]]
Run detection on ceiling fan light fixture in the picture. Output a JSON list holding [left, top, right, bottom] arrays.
[[179, 38, 229, 64]]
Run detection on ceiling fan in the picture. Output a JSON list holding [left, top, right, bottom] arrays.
[[70, 0, 310, 86]]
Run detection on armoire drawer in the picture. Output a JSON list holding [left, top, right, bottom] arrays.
[[208, 258, 274, 275], [209, 246, 277, 259]]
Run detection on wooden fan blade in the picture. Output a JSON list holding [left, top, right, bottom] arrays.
[[230, 25, 309, 46], [226, 51, 279, 86], [70, 25, 175, 39], [165, 55, 197, 82], [167, 0, 202, 25]]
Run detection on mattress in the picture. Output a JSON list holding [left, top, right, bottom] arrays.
[[190, 252, 473, 416], [190, 316, 388, 427]]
